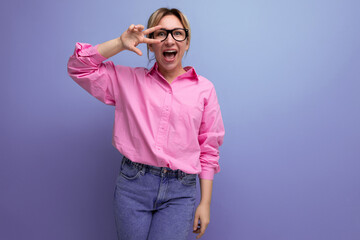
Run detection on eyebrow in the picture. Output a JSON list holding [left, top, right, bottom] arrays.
[[159, 28, 184, 30]]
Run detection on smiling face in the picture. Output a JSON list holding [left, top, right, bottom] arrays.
[[149, 15, 190, 78]]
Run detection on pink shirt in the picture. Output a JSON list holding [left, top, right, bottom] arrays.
[[67, 42, 225, 180]]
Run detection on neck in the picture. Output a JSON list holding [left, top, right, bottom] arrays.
[[158, 65, 186, 83]]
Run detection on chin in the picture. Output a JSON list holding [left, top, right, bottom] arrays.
[[159, 61, 180, 72]]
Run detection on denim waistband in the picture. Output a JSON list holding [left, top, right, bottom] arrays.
[[122, 156, 196, 179]]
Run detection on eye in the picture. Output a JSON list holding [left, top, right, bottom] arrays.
[[155, 31, 166, 37], [174, 30, 184, 36]]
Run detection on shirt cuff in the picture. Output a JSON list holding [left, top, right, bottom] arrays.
[[75, 42, 108, 65], [198, 167, 215, 180]]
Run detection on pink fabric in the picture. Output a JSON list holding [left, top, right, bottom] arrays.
[[67, 42, 225, 179]]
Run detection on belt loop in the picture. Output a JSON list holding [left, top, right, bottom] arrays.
[[139, 163, 144, 175], [178, 170, 183, 179]]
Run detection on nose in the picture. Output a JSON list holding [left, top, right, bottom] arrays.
[[164, 33, 175, 45]]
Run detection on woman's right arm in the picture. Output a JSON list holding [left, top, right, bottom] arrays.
[[67, 24, 162, 105], [96, 37, 124, 59], [67, 42, 118, 106]]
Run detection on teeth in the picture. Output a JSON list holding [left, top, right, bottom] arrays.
[[164, 50, 177, 53]]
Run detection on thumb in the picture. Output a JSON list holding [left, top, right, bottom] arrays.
[[129, 46, 143, 56], [193, 215, 199, 231]]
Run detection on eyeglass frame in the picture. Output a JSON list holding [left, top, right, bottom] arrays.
[[149, 28, 189, 42]]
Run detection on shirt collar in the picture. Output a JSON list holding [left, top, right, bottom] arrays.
[[147, 62, 199, 81]]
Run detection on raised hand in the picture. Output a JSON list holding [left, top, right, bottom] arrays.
[[120, 24, 162, 56]]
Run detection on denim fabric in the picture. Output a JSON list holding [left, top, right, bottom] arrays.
[[113, 156, 197, 240]]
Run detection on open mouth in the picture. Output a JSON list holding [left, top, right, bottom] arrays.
[[163, 50, 177, 61]]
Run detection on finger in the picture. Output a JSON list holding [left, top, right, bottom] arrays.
[[143, 25, 162, 35], [196, 228, 205, 239], [192, 224, 201, 232], [129, 46, 142, 56], [200, 223, 207, 235], [193, 216, 199, 231], [136, 24, 145, 31], [134, 24, 144, 33], [128, 24, 135, 32], [197, 220, 208, 239], [142, 38, 162, 44]]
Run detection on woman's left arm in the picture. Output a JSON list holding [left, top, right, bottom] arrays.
[[193, 179, 213, 239], [193, 83, 225, 239]]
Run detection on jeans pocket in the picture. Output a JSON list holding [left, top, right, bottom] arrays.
[[120, 157, 142, 180], [180, 174, 197, 186]]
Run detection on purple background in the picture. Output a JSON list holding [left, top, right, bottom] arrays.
[[1, 0, 360, 239]]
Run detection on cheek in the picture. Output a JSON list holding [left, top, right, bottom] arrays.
[[153, 49, 163, 60], [180, 44, 188, 53], [153, 45, 161, 52], [149, 44, 160, 53], [154, 48, 162, 57], [149, 46, 161, 57]]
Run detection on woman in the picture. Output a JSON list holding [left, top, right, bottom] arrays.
[[67, 8, 225, 240]]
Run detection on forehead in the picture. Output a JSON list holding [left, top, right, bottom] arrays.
[[158, 15, 184, 29]]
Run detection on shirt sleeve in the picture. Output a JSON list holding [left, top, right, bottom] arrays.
[[67, 42, 118, 106], [198, 85, 225, 180]]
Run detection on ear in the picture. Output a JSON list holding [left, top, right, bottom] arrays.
[[185, 39, 190, 51], [148, 44, 154, 52]]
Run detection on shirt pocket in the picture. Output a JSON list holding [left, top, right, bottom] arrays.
[[169, 102, 204, 152], [179, 103, 204, 134]]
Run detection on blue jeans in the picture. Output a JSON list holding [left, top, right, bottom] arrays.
[[113, 156, 197, 240]]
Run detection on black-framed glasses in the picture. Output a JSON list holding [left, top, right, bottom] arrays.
[[150, 28, 189, 42]]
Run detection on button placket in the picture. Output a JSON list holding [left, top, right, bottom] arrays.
[[155, 88, 173, 149]]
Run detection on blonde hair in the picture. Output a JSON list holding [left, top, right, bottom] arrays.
[[146, 8, 191, 60]]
